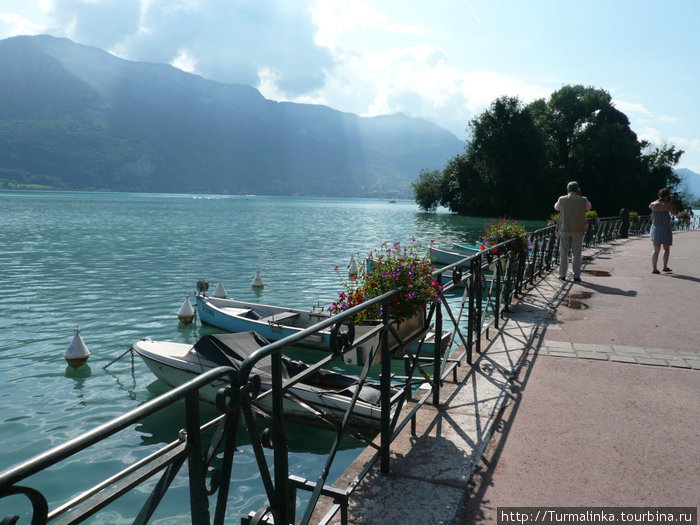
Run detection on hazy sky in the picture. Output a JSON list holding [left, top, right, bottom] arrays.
[[2, 0, 699, 174]]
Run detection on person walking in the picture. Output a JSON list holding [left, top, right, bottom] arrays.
[[649, 187, 677, 274], [554, 181, 592, 282]]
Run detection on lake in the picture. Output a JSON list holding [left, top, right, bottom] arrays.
[[0, 191, 544, 523]]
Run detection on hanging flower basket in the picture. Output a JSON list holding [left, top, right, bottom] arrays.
[[480, 218, 528, 255], [330, 240, 440, 362], [330, 240, 440, 324]]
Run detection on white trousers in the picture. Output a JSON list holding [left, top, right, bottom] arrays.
[[559, 231, 584, 279]]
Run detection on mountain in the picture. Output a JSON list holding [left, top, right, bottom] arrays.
[[0, 35, 464, 197], [675, 168, 700, 200]]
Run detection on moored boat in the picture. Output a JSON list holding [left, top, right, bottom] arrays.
[[195, 294, 332, 348], [132, 332, 397, 429], [429, 243, 481, 267], [195, 293, 451, 359]]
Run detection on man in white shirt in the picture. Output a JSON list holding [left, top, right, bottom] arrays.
[[554, 181, 592, 282]]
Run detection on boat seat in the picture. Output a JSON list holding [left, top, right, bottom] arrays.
[[244, 309, 262, 320], [260, 311, 299, 324], [220, 307, 253, 317]]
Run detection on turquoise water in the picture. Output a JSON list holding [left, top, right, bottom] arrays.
[[0, 191, 544, 523]]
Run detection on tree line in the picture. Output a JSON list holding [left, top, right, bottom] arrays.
[[413, 85, 687, 219]]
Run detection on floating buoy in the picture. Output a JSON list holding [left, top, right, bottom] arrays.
[[213, 281, 227, 298], [178, 296, 195, 324], [348, 254, 358, 278], [251, 270, 264, 288], [64, 325, 90, 368]]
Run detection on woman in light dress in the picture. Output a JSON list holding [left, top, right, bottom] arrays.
[[649, 187, 677, 274]]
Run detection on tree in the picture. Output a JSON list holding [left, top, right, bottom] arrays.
[[463, 96, 547, 218], [566, 104, 645, 213], [641, 144, 687, 210], [412, 168, 445, 211], [417, 96, 549, 218], [416, 84, 686, 218]]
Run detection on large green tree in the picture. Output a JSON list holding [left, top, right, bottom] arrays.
[[414, 85, 685, 218], [463, 96, 548, 218]]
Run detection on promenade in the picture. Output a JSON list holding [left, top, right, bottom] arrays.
[[319, 230, 700, 524]]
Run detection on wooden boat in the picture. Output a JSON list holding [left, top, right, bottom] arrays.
[[133, 332, 397, 429], [195, 294, 332, 348], [429, 243, 481, 266], [195, 294, 451, 361]]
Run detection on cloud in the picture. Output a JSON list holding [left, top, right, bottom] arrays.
[[0, 1, 598, 146], [311, 0, 426, 49], [670, 137, 700, 154], [112, 0, 333, 94], [262, 0, 552, 139], [43, 0, 141, 48], [613, 99, 651, 117], [260, 32, 553, 139], [637, 126, 664, 145], [30, 0, 333, 95], [0, 13, 46, 37]]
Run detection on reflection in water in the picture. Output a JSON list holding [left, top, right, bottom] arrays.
[[583, 269, 611, 277], [65, 364, 92, 379], [564, 299, 590, 310], [564, 290, 594, 309], [569, 292, 594, 300]]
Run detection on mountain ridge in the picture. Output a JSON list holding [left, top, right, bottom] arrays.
[[0, 35, 464, 197], [675, 168, 700, 200]]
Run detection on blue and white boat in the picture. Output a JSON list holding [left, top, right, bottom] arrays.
[[430, 242, 481, 267], [196, 294, 332, 348], [195, 294, 451, 361]]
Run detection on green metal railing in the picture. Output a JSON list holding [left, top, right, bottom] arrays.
[[4, 214, 698, 524], [0, 367, 241, 525]]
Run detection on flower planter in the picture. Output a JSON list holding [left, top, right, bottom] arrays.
[[343, 308, 428, 366], [488, 254, 509, 273]]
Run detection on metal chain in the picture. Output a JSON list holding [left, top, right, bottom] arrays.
[[103, 346, 135, 370]]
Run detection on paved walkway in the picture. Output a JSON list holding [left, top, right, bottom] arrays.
[[315, 230, 700, 524]]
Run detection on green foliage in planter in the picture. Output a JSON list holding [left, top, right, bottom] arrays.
[[330, 240, 441, 323], [480, 217, 528, 254]]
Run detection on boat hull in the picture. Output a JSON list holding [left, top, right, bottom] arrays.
[[430, 244, 480, 266], [133, 339, 388, 429], [196, 295, 331, 349], [196, 294, 449, 357]]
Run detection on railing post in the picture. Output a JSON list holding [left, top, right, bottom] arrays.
[[544, 228, 553, 271], [475, 257, 483, 356], [185, 391, 211, 525], [467, 258, 476, 364], [380, 299, 391, 474], [584, 220, 593, 247], [271, 351, 292, 524], [432, 301, 442, 406], [493, 256, 501, 329]]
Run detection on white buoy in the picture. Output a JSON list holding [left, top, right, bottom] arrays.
[[347, 254, 358, 278], [213, 281, 227, 298], [251, 270, 264, 288], [64, 325, 90, 368], [177, 296, 195, 324]]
